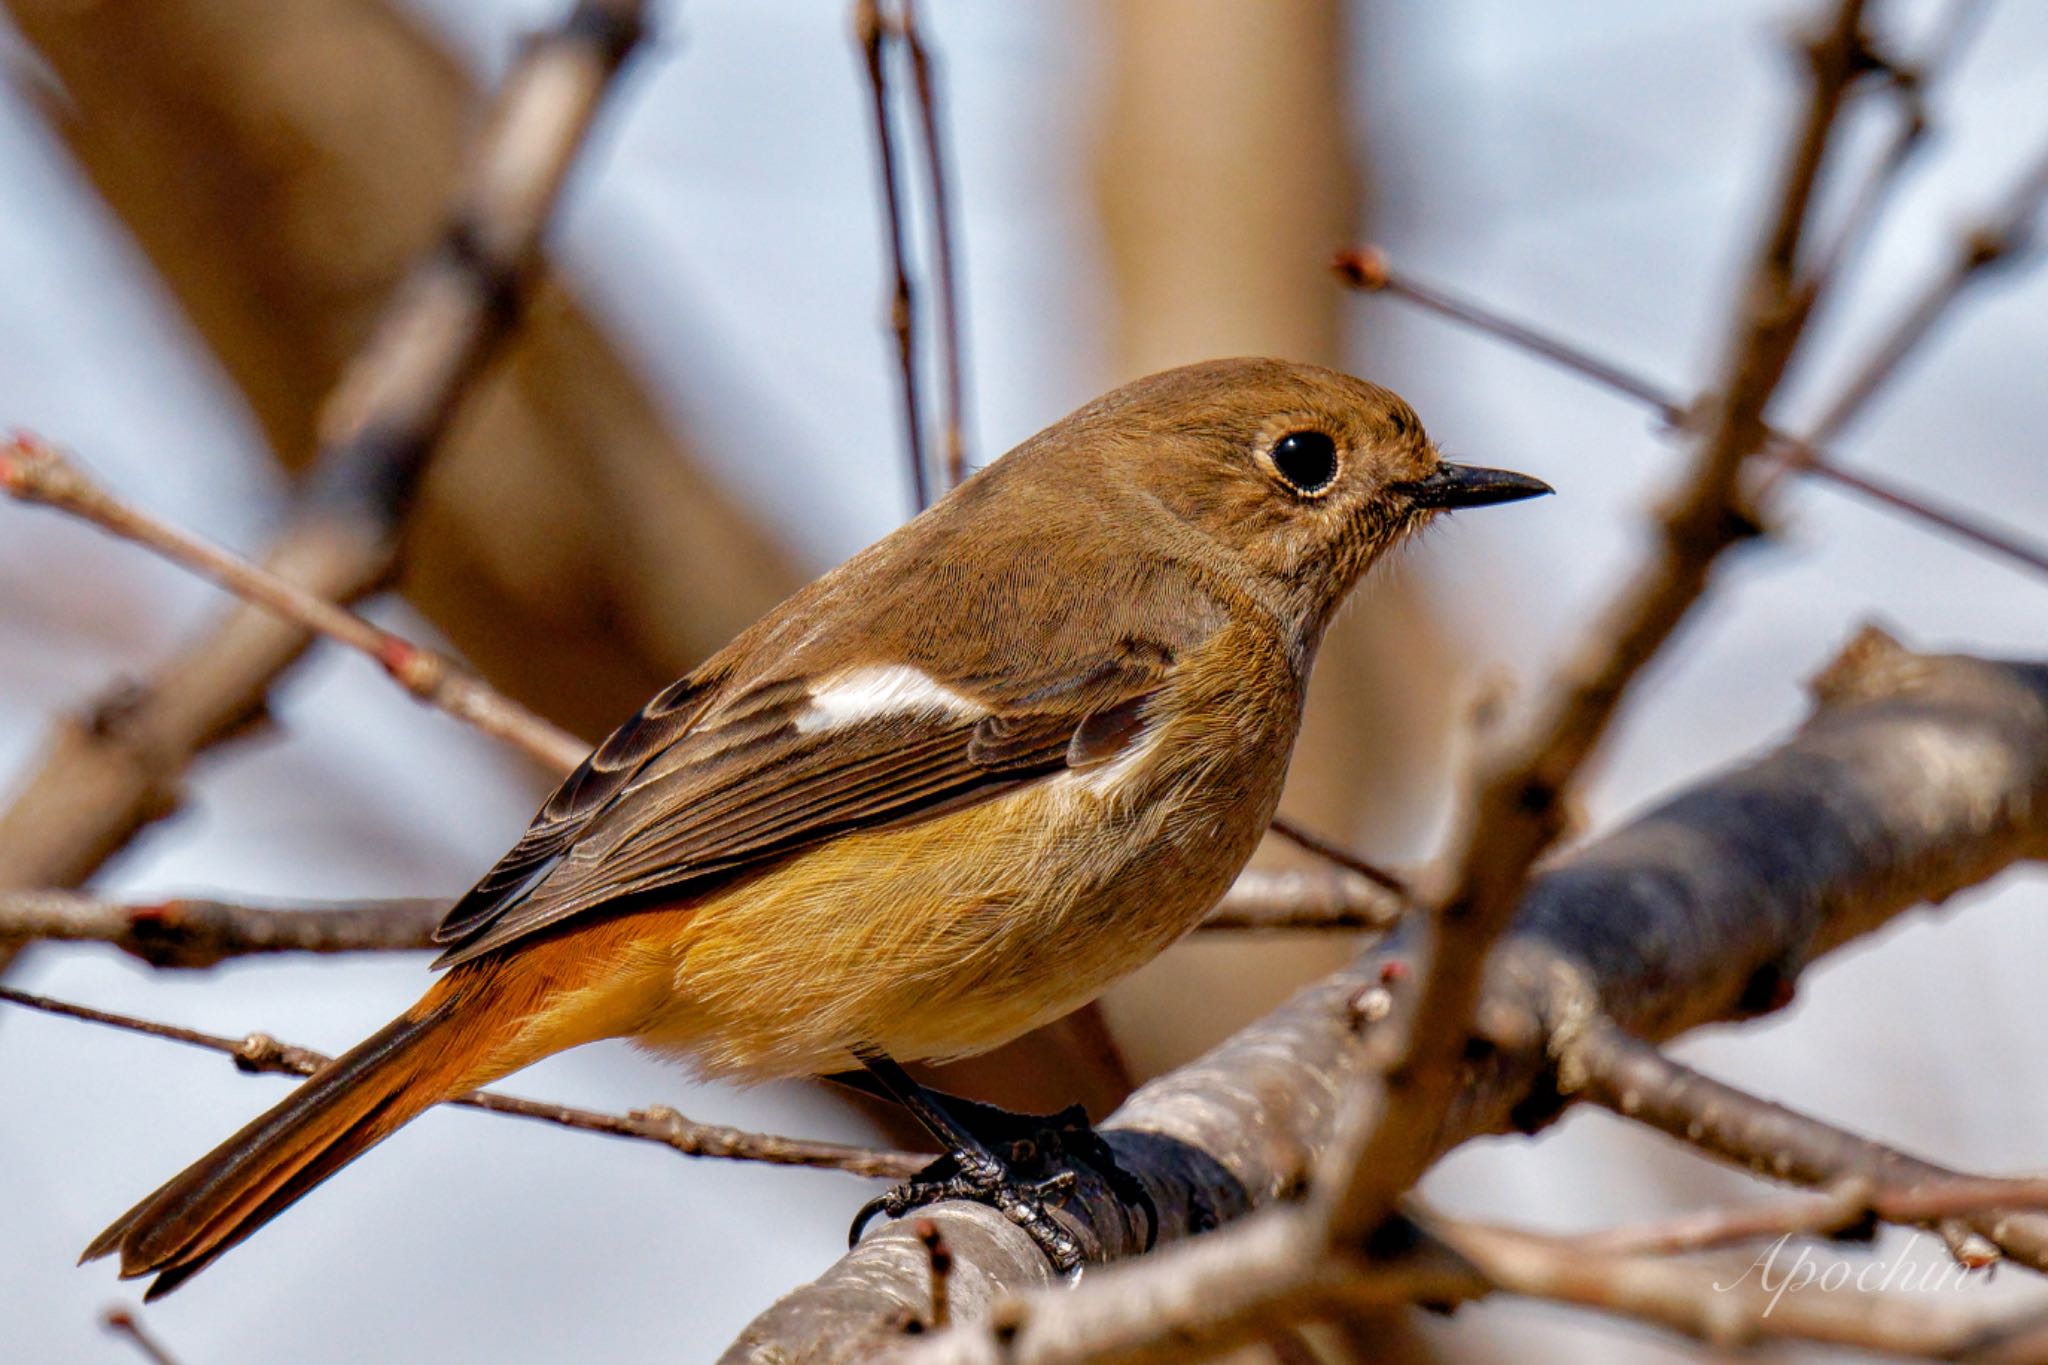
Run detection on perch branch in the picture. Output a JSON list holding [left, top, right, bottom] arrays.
[[0, 984, 922, 1180], [1, 436, 587, 775], [725, 629, 2048, 1361]]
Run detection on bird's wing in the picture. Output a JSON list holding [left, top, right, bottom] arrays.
[[430, 639, 1174, 966]]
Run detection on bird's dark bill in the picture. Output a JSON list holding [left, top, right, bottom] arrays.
[[1393, 463, 1554, 510]]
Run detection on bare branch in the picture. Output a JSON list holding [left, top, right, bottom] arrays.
[[899, 0, 971, 491], [726, 631, 2048, 1360], [1322, 0, 1875, 1244], [1, 436, 588, 775], [0, 890, 445, 967], [1805, 137, 2048, 446], [1803, 0, 1988, 290], [0, 868, 1401, 970], [1565, 1179, 1890, 1257], [1265, 817, 1411, 899], [1333, 246, 1674, 414], [0, 984, 924, 1181], [1332, 243, 2048, 580], [1562, 1016, 2048, 1272], [0, 0, 648, 929], [1566, 1174, 2048, 1262], [855, 0, 929, 511], [1434, 1216, 2048, 1360]]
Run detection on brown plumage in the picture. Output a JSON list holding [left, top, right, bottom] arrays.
[[84, 358, 1549, 1297]]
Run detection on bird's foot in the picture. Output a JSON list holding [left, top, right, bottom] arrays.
[[850, 1147, 1084, 1272], [846, 1104, 1158, 1272]]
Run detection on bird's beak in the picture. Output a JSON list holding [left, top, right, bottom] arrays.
[[1391, 462, 1553, 510]]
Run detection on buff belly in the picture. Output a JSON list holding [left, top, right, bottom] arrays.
[[567, 738, 1284, 1081]]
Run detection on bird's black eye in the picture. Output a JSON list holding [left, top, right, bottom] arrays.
[[1270, 430, 1340, 496]]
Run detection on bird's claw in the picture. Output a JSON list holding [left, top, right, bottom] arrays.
[[849, 1149, 1086, 1273]]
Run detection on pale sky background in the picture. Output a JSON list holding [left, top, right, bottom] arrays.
[[2, 2, 2046, 1361]]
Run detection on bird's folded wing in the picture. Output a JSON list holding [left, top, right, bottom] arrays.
[[430, 643, 1172, 966]]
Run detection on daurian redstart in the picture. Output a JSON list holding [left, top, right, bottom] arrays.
[[86, 357, 1548, 1293]]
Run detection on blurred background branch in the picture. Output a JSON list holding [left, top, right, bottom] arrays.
[[0, 0, 697, 947]]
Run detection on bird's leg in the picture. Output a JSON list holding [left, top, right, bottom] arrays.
[[834, 1069, 1158, 1234], [845, 1053, 1094, 1272]]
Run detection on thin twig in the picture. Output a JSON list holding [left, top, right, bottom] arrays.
[[1322, 0, 1875, 1245], [102, 1308, 181, 1365], [915, 1217, 954, 1332], [1567, 1174, 2048, 1263], [1805, 136, 2048, 446], [1333, 245, 2048, 580], [1334, 246, 1675, 413], [1562, 1016, 2048, 1273], [899, 0, 970, 492], [1803, 0, 1988, 289], [1567, 1179, 1887, 1257], [855, 0, 929, 511], [0, 985, 923, 1180], [1266, 817, 1410, 898], [1, 435, 588, 776], [1433, 1215, 2048, 1361]]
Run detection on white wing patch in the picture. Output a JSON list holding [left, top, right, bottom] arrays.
[[795, 664, 985, 734]]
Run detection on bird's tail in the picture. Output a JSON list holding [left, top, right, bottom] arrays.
[[82, 969, 521, 1300]]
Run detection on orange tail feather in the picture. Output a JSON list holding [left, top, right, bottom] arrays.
[[83, 972, 516, 1300]]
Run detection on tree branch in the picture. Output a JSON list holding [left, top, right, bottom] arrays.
[[1, 436, 588, 775], [0, 0, 649, 937], [725, 629, 2048, 1360], [855, 0, 930, 512], [0, 868, 1403, 970], [899, 0, 971, 492], [1331, 113, 2048, 585], [1562, 1016, 2048, 1272], [1321, 0, 1875, 1244], [0, 984, 924, 1181]]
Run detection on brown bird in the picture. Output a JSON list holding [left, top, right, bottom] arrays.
[[84, 357, 1548, 1296]]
